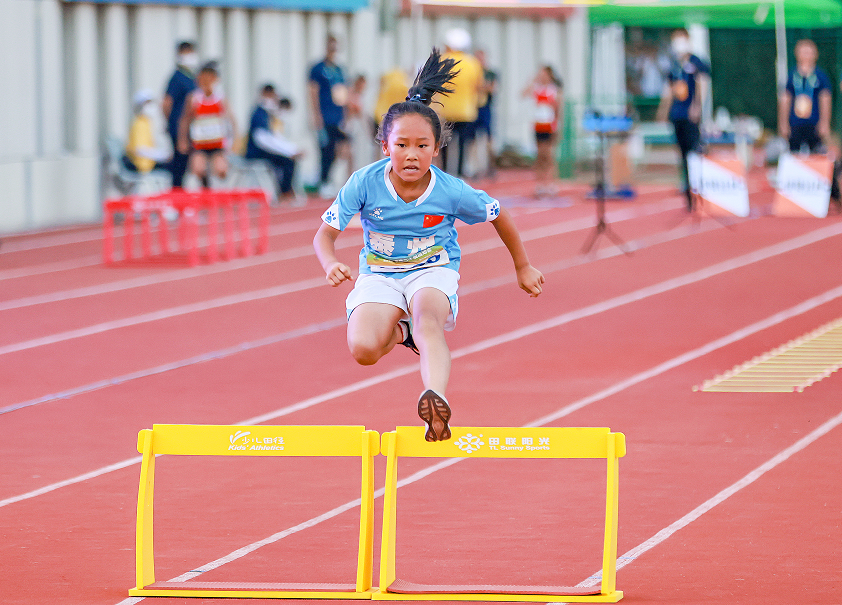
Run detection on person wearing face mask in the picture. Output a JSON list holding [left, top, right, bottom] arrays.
[[123, 90, 171, 173], [779, 39, 840, 209], [245, 84, 303, 204], [308, 34, 350, 198], [163, 41, 199, 189], [657, 28, 710, 211], [779, 39, 832, 154]]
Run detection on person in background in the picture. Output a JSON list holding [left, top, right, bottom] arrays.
[[162, 41, 198, 189], [345, 74, 369, 171], [522, 66, 563, 198], [657, 28, 710, 211], [439, 28, 483, 178], [373, 67, 410, 161], [778, 38, 840, 209], [308, 34, 350, 198], [779, 39, 832, 154], [124, 90, 171, 173], [473, 49, 498, 179], [246, 84, 303, 205], [178, 61, 236, 189]]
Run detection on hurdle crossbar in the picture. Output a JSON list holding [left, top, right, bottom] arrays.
[[129, 424, 380, 599], [373, 426, 626, 603]]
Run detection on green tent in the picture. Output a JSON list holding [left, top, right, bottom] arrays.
[[589, 0, 842, 129], [589, 0, 842, 30]]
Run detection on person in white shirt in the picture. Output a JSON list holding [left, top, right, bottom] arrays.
[[246, 84, 303, 204]]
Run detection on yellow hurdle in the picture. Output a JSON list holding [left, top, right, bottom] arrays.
[[373, 426, 626, 603], [129, 424, 380, 600]]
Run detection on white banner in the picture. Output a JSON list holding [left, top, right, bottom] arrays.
[[773, 153, 832, 218], [688, 152, 750, 217]]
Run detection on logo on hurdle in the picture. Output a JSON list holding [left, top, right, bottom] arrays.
[[488, 436, 552, 452], [454, 433, 485, 453], [228, 430, 285, 451]]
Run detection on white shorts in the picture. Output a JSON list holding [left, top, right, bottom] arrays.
[[346, 267, 460, 331]]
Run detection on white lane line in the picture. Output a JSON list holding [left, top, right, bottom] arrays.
[[6, 260, 842, 511], [0, 456, 144, 509], [0, 217, 722, 416], [244, 283, 842, 428], [0, 318, 348, 415], [0, 200, 552, 280], [574, 405, 842, 590], [0, 255, 104, 280], [0, 209, 318, 281], [0, 199, 676, 308], [0, 240, 356, 311], [0, 202, 689, 354], [0, 210, 315, 254], [110, 284, 842, 603], [0, 215, 324, 282], [0, 277, 326, 357]]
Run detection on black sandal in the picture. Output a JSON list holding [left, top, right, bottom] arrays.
[[418, 389, 452, 442]]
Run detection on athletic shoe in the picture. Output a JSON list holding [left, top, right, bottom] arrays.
[[418, 389, 452, 442], [399, 319, 419, 355]]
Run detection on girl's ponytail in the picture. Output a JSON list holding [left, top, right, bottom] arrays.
[[405, 48, 460, 106], [376, 48, 459, 147]]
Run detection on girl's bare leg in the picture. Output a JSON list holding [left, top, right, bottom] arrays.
[[409, 288, 452, 394], [347, 302, 406, 365], [410, 288, 453, 441]]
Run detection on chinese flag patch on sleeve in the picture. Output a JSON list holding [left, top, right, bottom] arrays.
[[423, 214, 444, 228]]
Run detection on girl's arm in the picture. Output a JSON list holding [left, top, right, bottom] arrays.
[[314, 222, 353, 286], [491, 208, 544, 297]]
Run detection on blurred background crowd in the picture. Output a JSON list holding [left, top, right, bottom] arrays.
[[2, 0, 842, 230]]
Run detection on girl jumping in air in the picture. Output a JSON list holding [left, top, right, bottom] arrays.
[[313, 49, 544, 442]]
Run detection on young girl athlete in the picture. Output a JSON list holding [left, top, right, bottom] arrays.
[[314, 50, 544, 442]]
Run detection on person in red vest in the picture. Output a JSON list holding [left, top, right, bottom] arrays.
[[178, 61, 237, 188], [522, 65, 563, 198]]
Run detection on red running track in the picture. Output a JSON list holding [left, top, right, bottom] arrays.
[[1, 170, 840, 605]]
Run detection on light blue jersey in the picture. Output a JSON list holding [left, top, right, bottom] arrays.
[[321, 159, 500, 278]]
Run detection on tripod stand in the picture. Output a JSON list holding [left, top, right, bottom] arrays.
[[581, 114, 633, 255]]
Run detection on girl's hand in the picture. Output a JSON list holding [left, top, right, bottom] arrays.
[[325, 262, 353, 286], [517, 265, 544, 297]]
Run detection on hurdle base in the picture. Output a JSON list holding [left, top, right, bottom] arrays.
[[372, 580, 622, 602], [130, 581, 376, 599]]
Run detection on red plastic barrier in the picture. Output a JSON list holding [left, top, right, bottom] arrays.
[[102, 189, 269, 266]]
